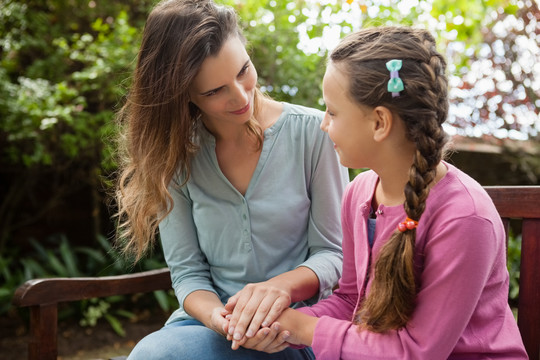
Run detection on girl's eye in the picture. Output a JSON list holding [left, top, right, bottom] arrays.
[[326, 109, 335, 117]]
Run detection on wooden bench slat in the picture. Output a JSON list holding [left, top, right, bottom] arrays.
[[485, 186, 540, 218]]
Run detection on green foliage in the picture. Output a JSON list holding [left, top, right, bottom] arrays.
[[1, 234, 177, 335], [507, 230, 521, 304], [79, 297, 136, 337], [0, 6, 139, 170], [220, 0, 332, 108], [0, 2, 149, 251]]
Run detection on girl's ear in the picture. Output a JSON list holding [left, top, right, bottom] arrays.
[[372, 106, 394, 142]]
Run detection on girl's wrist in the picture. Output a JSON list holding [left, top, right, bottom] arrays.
[[281, 308, 318, 346]]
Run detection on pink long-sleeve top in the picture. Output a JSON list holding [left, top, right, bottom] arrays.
[[298, 163, 527, 359]]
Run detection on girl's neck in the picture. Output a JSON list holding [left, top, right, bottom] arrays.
[[374, 162, 447, 208], [374, 174, 407, 208]]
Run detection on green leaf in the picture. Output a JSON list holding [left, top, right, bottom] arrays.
[[59, 236, 80, 277], [154, 290, 170, 312], [115, 309, 136, 320], [46, 250, 68, 277], [104, 313, 126, 337]]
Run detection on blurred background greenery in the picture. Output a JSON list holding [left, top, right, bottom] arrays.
[[1, 0, 538, 336]]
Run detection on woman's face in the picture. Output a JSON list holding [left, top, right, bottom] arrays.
[[189, 35, 258, 129]]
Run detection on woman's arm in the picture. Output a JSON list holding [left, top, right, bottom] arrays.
[[159, 182, 220, 321], [184, 290, 229, 336]]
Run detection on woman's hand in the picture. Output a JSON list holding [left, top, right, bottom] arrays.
[[232, 322, 291, 353], [224, 281, 292, 343], [184, 290, 233, 337]]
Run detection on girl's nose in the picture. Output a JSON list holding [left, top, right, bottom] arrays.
[[320, 112, 330, 132]]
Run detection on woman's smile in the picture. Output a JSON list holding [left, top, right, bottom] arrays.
[[230, 102, 250, 115]]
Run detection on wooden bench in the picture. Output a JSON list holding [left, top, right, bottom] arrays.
[[12, 186, 540, 360]]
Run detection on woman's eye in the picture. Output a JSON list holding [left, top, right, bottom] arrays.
[[204, 89, 220, 97], [239, 63, 249, 76]]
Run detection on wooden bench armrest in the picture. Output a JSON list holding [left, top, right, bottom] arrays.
[[12, 267, 171, 360], [13, 268, 172, 307]]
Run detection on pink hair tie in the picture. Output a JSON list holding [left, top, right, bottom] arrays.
[[397, 217, 418, 232]]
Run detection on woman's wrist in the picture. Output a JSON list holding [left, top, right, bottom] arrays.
[[267, 266, 319, 303]]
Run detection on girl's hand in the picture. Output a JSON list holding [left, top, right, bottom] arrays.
[[232, 322, 290, 353], [224, 282, 291, 343], [210, 306, 230, 337]]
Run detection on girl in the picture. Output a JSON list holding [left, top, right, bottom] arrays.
[[235, 26, 528, 359], [115, 0, 348, 359]]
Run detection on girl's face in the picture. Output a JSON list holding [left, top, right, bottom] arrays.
[[321, 61, 376, 169], [189, 35, 258, 129]]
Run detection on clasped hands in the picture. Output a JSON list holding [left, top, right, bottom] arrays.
[[212, 282, 295, 352]]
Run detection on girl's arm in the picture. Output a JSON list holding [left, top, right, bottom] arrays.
[[237, 307, 320, 353], [303, 215, 508, 359], [274, 308, 318, 347]]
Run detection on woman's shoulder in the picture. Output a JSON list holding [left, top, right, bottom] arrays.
[[281, 102, 325, 121], [267, 102, 325, 139]]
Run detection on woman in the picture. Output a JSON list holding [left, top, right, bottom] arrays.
[[114, 0, 349, 359]]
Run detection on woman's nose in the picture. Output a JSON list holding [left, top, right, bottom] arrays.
[[230, 82, 248, 105]]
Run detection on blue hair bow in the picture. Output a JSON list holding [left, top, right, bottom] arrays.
[[386, 59, 404, 97]]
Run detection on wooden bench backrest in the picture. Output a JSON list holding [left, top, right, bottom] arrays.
[[484, 186, 540, 360], [12, 186, 540, 360]]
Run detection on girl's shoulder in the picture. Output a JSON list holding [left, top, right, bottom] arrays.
[[428, 162, 498, 220]]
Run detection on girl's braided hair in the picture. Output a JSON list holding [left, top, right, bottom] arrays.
[[331, 26, 449, 332]]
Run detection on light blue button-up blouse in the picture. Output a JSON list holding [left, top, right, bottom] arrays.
[[159, 102, 349, 323]]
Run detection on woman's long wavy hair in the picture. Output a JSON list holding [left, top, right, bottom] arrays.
[[114, 0, 264, 261], [331, 27, 449, 332]]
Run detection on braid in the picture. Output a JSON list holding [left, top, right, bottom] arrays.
[[334, 26, 449, 332]]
